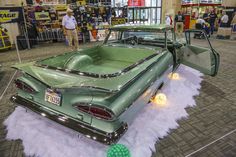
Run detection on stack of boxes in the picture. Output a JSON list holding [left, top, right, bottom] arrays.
[[217, 27, 232, 39]]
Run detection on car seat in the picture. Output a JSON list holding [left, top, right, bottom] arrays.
[[64, 55, 93, 70]]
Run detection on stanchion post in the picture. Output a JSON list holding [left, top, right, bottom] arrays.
[[15, 37, 22, 63], [22, 6, 31, 50]]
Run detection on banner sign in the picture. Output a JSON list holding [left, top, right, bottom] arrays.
[[35, 12, 51, 21], [34, 0, 66, 5], [200, 0, 213, 3], [128, 0, 145, 7], [77, 0, 86, 6], [55, 5, 67, 11], [111, 17, 126, 25], [182, 0, 192, 4], [0, 7, 23, 23], [182, 0, 222, 4]]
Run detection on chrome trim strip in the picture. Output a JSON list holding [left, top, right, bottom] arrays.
[[10, 95, 128, 145]]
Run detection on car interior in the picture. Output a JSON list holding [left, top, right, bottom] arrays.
[[37, 46, 157, 74]]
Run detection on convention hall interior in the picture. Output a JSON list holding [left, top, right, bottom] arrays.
[[0, 0, 235, 157]]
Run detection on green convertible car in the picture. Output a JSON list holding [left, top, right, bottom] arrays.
[[11, 24, 219, 145]]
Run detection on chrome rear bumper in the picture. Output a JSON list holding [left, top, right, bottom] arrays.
[[10, 95, 128, 145]]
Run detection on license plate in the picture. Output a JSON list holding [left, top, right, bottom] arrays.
[[45, 89, 61, 106]]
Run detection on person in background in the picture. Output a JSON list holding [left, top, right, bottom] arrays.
[[231, 11, 236, 25], [203, 9, 209, 22], [220, 11, 229, 27], [111, 8, 116, 17], [165, 13, 173, 26], [196, 16, 205, 25], [27, 17, 38, 47], [204, 21, 211, 36], [119, 10, 124, 18], [0, 23, 7, 32], [209, 9, 217, 35], [231, 12, 236, 33], [196, 16, 210, 36], [191, 12, 196, 19], [62, 8, 79, 51], [217, 10, 223, 23], [175, 11, 185, 36]]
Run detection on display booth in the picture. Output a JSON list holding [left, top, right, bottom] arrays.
[[111, 0, 162, 24], [0, 27, 11, 50], [1, 0, 163, 49], [181, 0, 223, 29], [216, 7, 236, 39], [0, 7, 26, 50], [23, 0, 113, 43]]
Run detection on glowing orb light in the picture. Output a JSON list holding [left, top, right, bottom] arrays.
[[168, 72, 180, 80], [152, 93, 167, 106], [107, 144, 131, 157]]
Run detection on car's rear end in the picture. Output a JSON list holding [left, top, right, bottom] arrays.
[[11, 43, 173, 145], [11, 65, 129, 144]]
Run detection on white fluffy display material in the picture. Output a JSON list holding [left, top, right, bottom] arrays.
[[4, 65, 203, 157]]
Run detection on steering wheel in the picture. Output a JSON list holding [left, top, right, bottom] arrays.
[[130, 36, 138, 45]]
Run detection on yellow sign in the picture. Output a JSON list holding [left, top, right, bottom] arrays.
[[111, 17, 126, 26], [35, 12, 51, 21], [55, 5, 67, 11], [77, 0, 86, 6], [0, 10, 19, 23]]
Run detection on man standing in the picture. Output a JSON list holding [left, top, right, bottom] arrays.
[[209, 10, 217, 35], [220, 11, 229, 27], [175, 11, 185, 36], [62, 8, 79, 51], [165, 13, 172, 26], [203, 10, 209, 22]]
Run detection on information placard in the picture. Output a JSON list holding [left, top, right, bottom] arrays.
[[0, 7, 23, 23]]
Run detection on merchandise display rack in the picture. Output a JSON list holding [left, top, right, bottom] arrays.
[[0, 28, 11, 50], [24, 1, 114, 43]]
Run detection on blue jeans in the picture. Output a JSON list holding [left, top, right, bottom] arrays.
[[220, 23, 228, 28], [210, 23, 214, 34], [204, 27, 210, 35]]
